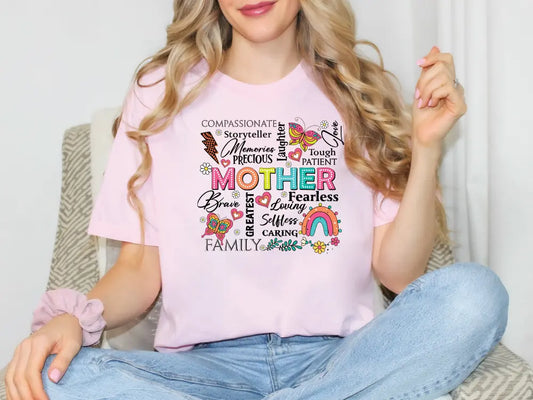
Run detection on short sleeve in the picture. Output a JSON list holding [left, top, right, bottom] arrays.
[[87, 82, 159, 246], [373, 191, 400, 227]]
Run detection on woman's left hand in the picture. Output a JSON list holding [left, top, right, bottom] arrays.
[[412, 46, 467, 150]]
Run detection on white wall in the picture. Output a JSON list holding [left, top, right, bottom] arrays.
[[487, 0, 533, 366], [352, 0, 439, 98], [1, 0, 532, 371], [0, 0, 173, 367]]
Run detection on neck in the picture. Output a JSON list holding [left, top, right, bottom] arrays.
[[220, 21, 301, 84]]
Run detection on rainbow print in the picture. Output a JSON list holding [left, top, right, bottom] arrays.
[[299, 204, 341, 237]]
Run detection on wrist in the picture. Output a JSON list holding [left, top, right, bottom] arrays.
[[411, 139, 442, 170], [31, 288, 107, 346]]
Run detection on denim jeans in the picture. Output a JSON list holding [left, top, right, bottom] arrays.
[[42, 263, 509, 400]]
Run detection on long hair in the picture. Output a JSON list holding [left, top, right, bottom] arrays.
[[114, 0, 448, 246]]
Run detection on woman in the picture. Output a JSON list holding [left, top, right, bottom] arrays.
[[5, 1, 508, 399]]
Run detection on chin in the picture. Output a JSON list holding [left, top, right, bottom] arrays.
[[238, 26, 290, 43], [219, 0, 301, 44]]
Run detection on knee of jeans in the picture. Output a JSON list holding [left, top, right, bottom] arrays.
[[42, 347, 101, 378], [431, 262, 509, 337]]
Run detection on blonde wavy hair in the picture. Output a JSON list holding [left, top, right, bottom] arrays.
[[114, 0, 448, 247]]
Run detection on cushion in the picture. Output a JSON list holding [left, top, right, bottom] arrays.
[[451, 343, 533, 399]]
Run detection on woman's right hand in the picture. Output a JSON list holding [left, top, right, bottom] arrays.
[[5, 313, 83, 400]]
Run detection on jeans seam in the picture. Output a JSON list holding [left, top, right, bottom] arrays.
[[266, 341, 280, 392], [107, 368, 201, 400], [387, 343, 497, 400], [290, 365, 329, 388], [96, 356, 264, 395]]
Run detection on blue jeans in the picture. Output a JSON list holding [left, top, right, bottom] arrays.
[[42, 263, 508, 400]]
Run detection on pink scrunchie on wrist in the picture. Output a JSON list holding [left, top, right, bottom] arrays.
[[31, 288, 106, 346]]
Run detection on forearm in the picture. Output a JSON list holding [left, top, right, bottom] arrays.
[[374, 144, 441, 293], [86, 252, 161, 330], [373, 46, 465, 293]]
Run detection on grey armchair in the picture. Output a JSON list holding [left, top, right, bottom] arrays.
[[1, 122, 532, 400]]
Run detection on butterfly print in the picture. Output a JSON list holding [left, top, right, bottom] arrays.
[[201, 213, 233, 244], [288, 120, 321, 152]]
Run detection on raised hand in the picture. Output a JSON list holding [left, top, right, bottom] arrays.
[[412, 46, 467, 150]]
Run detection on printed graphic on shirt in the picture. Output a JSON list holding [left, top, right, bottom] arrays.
[[196, 118, 345, 254]]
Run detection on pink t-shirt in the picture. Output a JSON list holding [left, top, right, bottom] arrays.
[[88, 59, 400, 352]]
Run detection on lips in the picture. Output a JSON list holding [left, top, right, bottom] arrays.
[[239, 1, 276, 16]]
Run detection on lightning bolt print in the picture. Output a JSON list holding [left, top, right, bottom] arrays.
[[201, 132, 219, 164]]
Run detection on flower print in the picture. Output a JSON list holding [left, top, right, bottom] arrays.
[[232, 191, 240, 199], [215, 129, 223, 136], [331, 237, 340, 246], [320, 120, 329, 130], [281, 191, 288, 198], [200, 216, 206, 223], [285, 161, 292, 168], [301, 237, 309, 246], [313, 241, 326, 254], [260, 244, 266, 251], [200, 162, 212, 175], [234, 229, 240, 236]]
